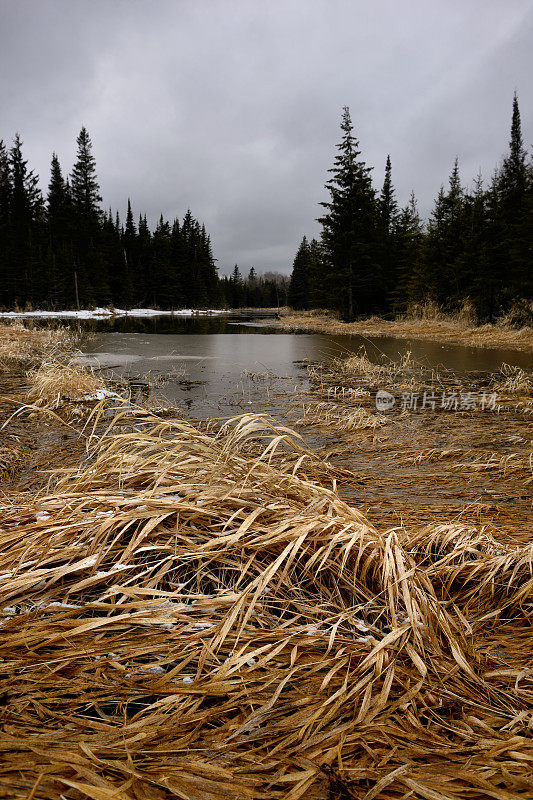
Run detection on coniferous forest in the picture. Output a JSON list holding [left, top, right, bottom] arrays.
[[1, 95, 531, 318], [289, 94, 532, 323], [0, 127, 289, 311]]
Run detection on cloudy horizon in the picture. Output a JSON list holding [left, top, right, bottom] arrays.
[[1, 0, 532, 275]]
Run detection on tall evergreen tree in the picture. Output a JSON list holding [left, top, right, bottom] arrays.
[[394, 191, 424, 310], [8, 134, 43, 305], [70, 127, 107, 305], [492, 92, 531, 302], [379, 154, 399, 307], [419, 159, 465, 305], [70, 127, 102, 218], [379, 155, 398, 235], [318, 107, 380, 318], [0, 140, 12, 305], [288, 236, 311, 310]]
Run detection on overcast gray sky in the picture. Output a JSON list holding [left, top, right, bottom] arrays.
[[1, 0, 531, 275]]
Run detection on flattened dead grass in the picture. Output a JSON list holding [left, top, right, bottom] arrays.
[[0, 395, 532, 799], [0, 331, 531, 799]]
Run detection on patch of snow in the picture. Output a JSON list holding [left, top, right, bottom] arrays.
[[192, 621, 214, 629], [35, 512, 51, 521], [181, 675, 194, 683], [127, 664, 166, 677], [246, 657, 257, 667], [0, 307, 226, 320]]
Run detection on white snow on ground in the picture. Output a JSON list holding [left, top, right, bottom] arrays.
[[0, 307, 227, 319], [77, 389, 115, 401]]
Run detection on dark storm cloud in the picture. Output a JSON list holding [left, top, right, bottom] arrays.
[[1, 0, 532, 274]]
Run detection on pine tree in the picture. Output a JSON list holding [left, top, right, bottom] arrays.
[[136, 213, 152, 306], [0, 140, 11, 228], [458, 174, 488, 317], [420, 159, 465, 306], [150, 215, 172, 307], [229, 264, 245, 308], [379, 154, 399, 307], [70, 127, 102, 219], [394, 191, 424, 310], [288, 236, 310, 310], [318, 107, 379, 318], [379, 155, 398, 235], [45, 153, 70, 306], [8, 134, 43, 306], [47, 153, 65, 224], [493, 93, 531, 302], [0, 140, 12, 305], [120, 199, 136, 306], [70, 128, 106, 305]]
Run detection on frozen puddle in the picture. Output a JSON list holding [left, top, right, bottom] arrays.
[[73, 353, 144, 367]]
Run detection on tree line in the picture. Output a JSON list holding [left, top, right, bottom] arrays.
[[289, 94, 532, 322], [0, 128, 286, 311]]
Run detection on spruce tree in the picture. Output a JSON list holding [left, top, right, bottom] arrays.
[[8, 134, 42, 306], [420, 159, 465, 306], [120, 199, 136, 306], [70, 127, 102, 218], [288, 236, 310, 310], [379, 154, 399, 308], [0, 140, 11, 227], [458, 174, 488, 317], [394, 191, 424, 310], [0, 140, 12, 306], [379, 155, 398, 235], [494, 93, 531, 302], [45, 153, 69, 306], [318, 107, 379, 318], [70, 128, 106, 305]]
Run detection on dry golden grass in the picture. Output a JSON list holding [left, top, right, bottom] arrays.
[[297, 401, 387, 432], [0, 394, 532, 799], [278, 310, 533, 352], [0, 329, 532, 799], [494, 363, 533, 395], [0, 322, 73, 369], [0, 445, 26, 481], [26, 360, 113, 411]]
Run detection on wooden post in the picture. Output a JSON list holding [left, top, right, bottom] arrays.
[[74, 271, 80, 310]]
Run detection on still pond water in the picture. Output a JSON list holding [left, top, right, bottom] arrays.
[[79, 316, 533, 419]]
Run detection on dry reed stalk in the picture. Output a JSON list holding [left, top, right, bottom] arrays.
[[297, 401, 388, 432], [0, 396, 531, 799], [494, 364, 533, 395], [0, 322, 73, 369], [277, 311, 533, 352], [26, 360, 114, 411]]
